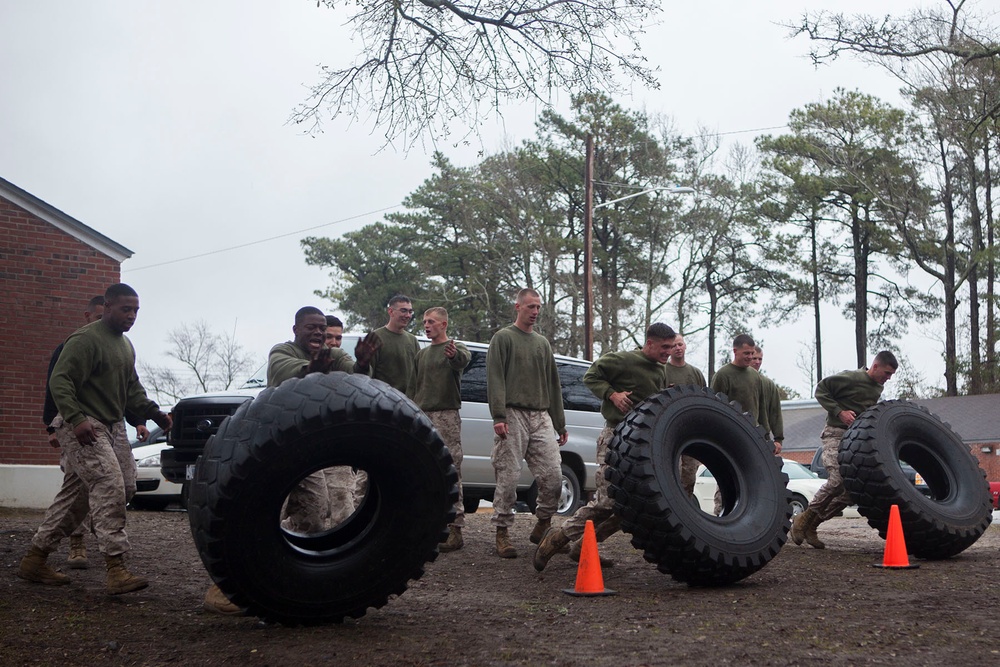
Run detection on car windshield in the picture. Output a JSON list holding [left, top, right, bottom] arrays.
[[782, 460, 819, 480], [129, 426, 166, 449], [240, 363, 268, 389]]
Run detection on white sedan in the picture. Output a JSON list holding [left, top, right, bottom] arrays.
[[694, 459, 858, 517], [130, 427, 184, 510]]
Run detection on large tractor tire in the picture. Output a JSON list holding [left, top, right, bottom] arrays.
[[187, 372, 457, 625], [838, 400, 992, 560], [606, 385, 790, 586]]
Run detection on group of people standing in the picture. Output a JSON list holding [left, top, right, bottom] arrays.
[[20, 284, 899, 617]]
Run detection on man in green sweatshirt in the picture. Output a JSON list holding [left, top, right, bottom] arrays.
[[534, 323, 676, 572], [414, 307, 471, 552], [665, 333, 707, 496], [791, 351, 898, 549], [487, 288, 567, 558], [369, 294, 420, 398], [19, 284, 171, 595], [751, 345, 784, 455]]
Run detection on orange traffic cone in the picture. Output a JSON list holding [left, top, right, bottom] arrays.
[[563, 520, 616, 596], [873, 504, 919, 569]]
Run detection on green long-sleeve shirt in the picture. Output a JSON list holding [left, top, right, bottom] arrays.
[[49, 320, 160, 428], [814, 368, 885, 428], [664, 362, 706, 389], [486, 325, 566, 434], [759, 374, 784, 441], [413, 341, 471, 411], [582, 349, 666, 426], [710, 364, 763, 425], [370, 327, 420, 398], [267, 342, 356, 388]]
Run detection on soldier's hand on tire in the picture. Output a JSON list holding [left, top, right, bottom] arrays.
[[308, 347, 337, 374]]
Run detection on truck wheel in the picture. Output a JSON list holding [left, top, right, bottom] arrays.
[[838, 400, 993, 559], [187, 372, 457, 625], [523, 463, 584, 516], [605, 385, 790, 586], [462, 496, 481, 515]]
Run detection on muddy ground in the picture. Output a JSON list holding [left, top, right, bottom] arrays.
[[1, 505, 998, 667]]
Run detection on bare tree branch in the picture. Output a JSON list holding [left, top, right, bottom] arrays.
[[291, 0, 660, 147]]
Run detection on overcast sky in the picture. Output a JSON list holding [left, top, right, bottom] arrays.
[[2, 0, 946, 401]]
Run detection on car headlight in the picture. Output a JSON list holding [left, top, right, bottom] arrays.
[[136, 453, 161, 467]]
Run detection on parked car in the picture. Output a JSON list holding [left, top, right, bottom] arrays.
[[161, 334, 604, 516], [809, 445, 931, 497], [130, 426, 184, 510], [694, 458, 848, 517]]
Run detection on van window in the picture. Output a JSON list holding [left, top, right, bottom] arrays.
[[460, 351, 489, 404], [558, 362, 601, 412]]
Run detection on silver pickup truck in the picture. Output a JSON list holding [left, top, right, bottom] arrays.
[[161, 334, 603, 515]]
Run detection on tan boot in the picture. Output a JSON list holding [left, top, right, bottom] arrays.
[[495, 527, 517, 559], [438, 526, 464, 553], [67, 535, 89, 569], [104, 554, 148, 595], [203, 584, 245, 616], [533, 527, 570, 572], [789, 508, 813, 546], [529, 518, 551, 545], [803, 511, 826, 550], [18, 546, 70, 585]]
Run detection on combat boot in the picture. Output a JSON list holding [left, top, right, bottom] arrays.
[[790, 508, 814, 546], [18, 546, 70, 585], [568, 538, 616, 568], [204, 584, 245, 616], [803, 512, 826, 550], [67, 535, 89, 569], [495, 527, 517, 558], [439, 526, 464, 553], [533, 527, 570, 572], [529, 517, 551, 545], [104, 554, 148, 595]]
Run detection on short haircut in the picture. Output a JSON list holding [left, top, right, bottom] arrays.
[[754, 345, 763, 353], [105, 283, 138, 301], [733, 333, 756, 349], [87, 295, 105, 309], [295, 306, 325, 325], [388, 294, 412, 308], [873, 350, 899, 369], [325, 315, 344, 328], [516, 287, 540, 303], [645, 323, 676, 341], [424, 307, 448, 320]]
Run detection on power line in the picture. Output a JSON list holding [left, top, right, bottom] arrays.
[[126, 204, 402, 272]]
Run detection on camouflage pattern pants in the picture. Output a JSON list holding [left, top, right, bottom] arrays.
[[561, 425, 615, 541], [490, 408, 561, 529], [32, 417, 137, 557], [324, 466, 358, 526], [427, 409, 464, 528], [281, 471, 330, 533], [807, 426, 851, 521]]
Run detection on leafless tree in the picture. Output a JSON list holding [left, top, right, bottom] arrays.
[[138, 321, 258, 406], [290, 0, 660, 147]]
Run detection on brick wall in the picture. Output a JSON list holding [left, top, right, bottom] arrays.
[[0, 197, 121, 465]]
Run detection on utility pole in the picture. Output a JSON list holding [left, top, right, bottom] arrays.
[[583, 134, 595, 361]]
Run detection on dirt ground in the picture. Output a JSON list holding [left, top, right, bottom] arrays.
[[1, 505, 998, 667]]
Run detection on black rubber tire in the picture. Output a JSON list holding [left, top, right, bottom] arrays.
[[789, 493, 808, 517], [523, 462, 584, 517], [463, 495, 481, 515], [605, 385, 790, 586], [187, 372, 457, 625], [838, 400, 993, 560]]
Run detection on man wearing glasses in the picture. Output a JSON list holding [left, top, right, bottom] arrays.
[[369, 294, 420, 398]]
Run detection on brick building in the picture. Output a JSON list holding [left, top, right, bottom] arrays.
[[0, 176, 131, 504]]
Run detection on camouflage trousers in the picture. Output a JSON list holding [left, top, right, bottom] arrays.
[[282, 471, 330, 534], [324, 466, 358, 526], [807, 426, 852, 521], [427, 409, 464, 528], [32, 417, 137, 557], [561, 425, 615, 541], [491, 408, 561, 528]]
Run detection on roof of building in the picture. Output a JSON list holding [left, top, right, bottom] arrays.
[[781, 394, 1000, 452], [0, 175, 132, 262]]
